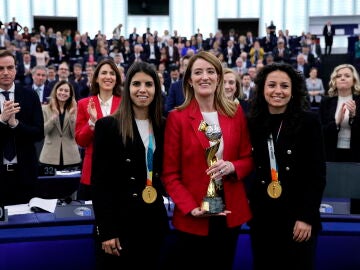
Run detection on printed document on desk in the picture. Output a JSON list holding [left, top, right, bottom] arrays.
[[56, 170, 81, 176], [5, 197, 58, 215]]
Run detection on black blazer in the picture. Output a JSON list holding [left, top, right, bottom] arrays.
[[91, 116, 169, 243], [247, 111, 326, 232], [0, 84, 44, 204], [15, 59, 36, 85], [319, 95, 360, 162], [323, 25, 336, 44], [143, 43, 161, 65]]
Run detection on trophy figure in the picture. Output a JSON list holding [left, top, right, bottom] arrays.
[[198, 120, 225, 214]]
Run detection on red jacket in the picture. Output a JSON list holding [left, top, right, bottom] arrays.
[[162, 100, 253, 236], [75, 95, 121, 185]]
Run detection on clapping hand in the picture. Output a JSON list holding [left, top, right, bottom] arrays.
[[1, 100, 20, 127], [87, 97, 97, 123]]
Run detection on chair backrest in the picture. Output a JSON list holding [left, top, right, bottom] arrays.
[[324, 162, 360, 199]]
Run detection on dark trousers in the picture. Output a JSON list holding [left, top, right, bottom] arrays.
[[250, 225, 317, 270], [160, 216, 240, 270], [0, 169, 35, 205], [95, 226, 168, 270], [324, 40, 333, 55], [76, 183, 93, 201]]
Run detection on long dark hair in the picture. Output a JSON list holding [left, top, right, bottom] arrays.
[[113, 62, 163, 144]]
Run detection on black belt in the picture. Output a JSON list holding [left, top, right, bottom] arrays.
[[3, 164, 17, 172]]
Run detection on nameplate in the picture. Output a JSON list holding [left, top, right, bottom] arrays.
[[38, 164, 57, 176]]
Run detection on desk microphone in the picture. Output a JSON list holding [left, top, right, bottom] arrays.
[[58, 197, 73, 206]]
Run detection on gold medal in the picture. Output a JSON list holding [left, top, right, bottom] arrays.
[[142, 186, 157, 204], [267, 181, 282, 199]]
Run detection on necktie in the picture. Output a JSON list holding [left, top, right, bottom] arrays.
[[35, 87, 41, 100], [1, 91, 16, 161]]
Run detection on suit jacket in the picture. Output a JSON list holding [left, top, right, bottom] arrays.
[[143, 43, 161, 65], [39, 105, 81, 166], [0, 84, 44, 205], [223, 46, 239, 68], [319, 95, 360, 162], [23, 84, 52, 104], [69, 40, 87, 58], [272, 47, 292, 64], [165, 45, 180, 66], [247, 111, 326, 231], [293, 63, 311, 78], [165, 79, 184, 115], [323, 25, 335, 44], [162, 100, 253, 236], [128, 52, 147, 65], [129, 33, 139, 45], [15, 59, 36, 86], [49, 43, 69, 65], [311, 43, 322, 59], [75, 95, 121, 186], [91, 116, 169, 243]]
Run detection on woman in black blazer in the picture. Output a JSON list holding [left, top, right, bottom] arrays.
[[91, 62, 169, 269], [319, 64, 360, 163], [247, 63, 326, 270]]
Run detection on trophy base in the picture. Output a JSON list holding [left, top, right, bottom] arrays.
[[201, 196, 225, 214]]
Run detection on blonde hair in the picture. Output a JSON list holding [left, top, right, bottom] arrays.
[[328, 64, 360, 97], [223, 68, 242, 100], [177, 51, 237, 117]]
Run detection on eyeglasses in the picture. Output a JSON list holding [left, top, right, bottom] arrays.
[[59, 68, 69, 71]]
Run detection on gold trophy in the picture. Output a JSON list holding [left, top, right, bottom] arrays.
[[198, 120, 225, 214]]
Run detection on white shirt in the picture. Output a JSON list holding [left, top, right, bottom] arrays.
[[98, 95, 113, 117], [336, 95, 352, 149]]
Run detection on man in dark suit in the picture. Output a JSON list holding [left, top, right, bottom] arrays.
[[323, 21, 335, 55], [165, 79, 184, 116], [239, 72, 255, 115], [293, 53, 311, 78], [15, 51, 36, 86], [143, 35, 161, 67], [129, 27, 139, 46], [0, 50, 44, 206], [23, 65, 52, 104], [49, 37, 68, 66]]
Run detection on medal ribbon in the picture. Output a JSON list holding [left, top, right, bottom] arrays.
[[146, 125, 154, 186], [267, 134, 279, 182], [267, 119, 283, 182]]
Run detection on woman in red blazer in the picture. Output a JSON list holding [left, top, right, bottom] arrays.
[[75, 59, 122, 200], [162, 51, 253, 270]]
